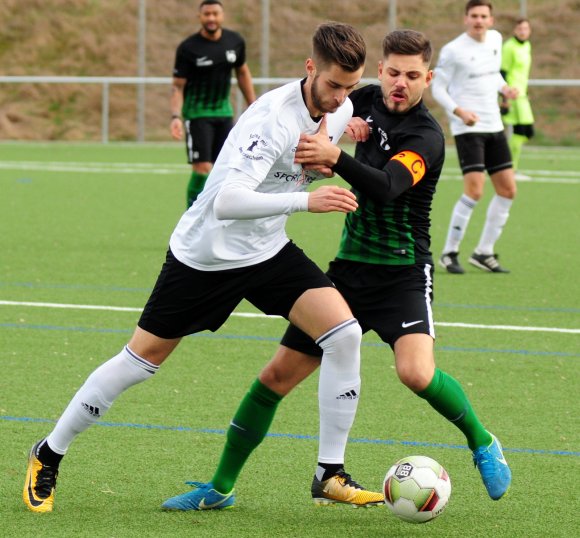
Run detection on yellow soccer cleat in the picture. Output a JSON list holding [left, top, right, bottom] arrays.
[[311, 469, 384, 507], [23, 441, 59, 513]]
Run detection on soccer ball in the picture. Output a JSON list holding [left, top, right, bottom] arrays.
[[383, 455, 451, 524]]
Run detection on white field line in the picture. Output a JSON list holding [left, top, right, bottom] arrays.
[[2, 160, 578, 184], [0, 161, 184, 175], [1, 300, 579, 335], [440, 167, 580, 184], [439, 174, 580, 184]]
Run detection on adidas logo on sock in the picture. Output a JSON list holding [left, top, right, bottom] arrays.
[[81, 402, 101, 417], [336, 390, 358, 400]]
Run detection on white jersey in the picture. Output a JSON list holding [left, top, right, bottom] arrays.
[[431, 30, 506, 135], [170, 79, 353, 271]]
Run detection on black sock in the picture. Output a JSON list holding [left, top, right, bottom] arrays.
[[317, 463, 344, 481], [37, 439, 64, 468]]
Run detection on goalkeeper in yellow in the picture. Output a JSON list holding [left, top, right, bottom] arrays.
[[501, 18, 534, 181]]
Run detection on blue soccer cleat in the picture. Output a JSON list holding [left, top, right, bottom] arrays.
[[161, 481, 235, 511], [472, 434, 512, 500]]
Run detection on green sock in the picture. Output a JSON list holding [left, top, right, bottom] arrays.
[[417, 368, 492, 451], [509, 133, 527, 171], [212, 379, 282, 494], [186, 172, 208, 207]]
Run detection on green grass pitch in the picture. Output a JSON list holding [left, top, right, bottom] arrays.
[[0, 142, 579, 537]]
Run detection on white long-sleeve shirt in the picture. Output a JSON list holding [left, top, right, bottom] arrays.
[[169, 79, 352, 271], [431, 30, 507, 135]]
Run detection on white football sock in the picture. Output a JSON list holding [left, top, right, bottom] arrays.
[[442, 194, 477, 254], [316, 319, 362, 465], [46, 346, 158, 454], [475, 195, 513, 255]]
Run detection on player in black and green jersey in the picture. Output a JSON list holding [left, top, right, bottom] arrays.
[[171, 0, 256, 206], [170, 30, 511, 510]]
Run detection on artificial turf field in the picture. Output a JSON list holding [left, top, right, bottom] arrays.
[[1, 142, 579, 537]]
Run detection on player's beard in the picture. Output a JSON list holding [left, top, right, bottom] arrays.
[[384, 89, 420, 115], [310, 75, 339, 114], [202, 22, 220, 35]]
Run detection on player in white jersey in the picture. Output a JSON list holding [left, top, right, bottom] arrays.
[[170, 78, 353, 271], [432, 0, 519, 274], [23, 22, 367, 514]]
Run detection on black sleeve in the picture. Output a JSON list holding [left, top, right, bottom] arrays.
[[332, 150, 414, 205], [173, 43, 189, 78]]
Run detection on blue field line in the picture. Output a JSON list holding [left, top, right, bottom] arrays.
[[1, 321, 579, 358], [2, 282, 580, 314], [2, 415, 578, 458]]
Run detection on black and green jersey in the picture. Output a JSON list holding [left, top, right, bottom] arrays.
[[337, 85, 445, 266], [173, 29, 246, 119]]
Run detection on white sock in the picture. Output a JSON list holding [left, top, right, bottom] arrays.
[[443, 195, 477, 254], [45, 346, 158, 454], [316, 319, 362, 465], [475, 195, 513, 255]]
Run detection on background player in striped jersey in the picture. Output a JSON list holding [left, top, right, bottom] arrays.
[[181, 29, 511, 510], [170, 0, 256, 207], [432, 0, 519, 274]]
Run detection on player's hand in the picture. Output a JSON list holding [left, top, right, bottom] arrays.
[[345, 116, 370, 142], [170, 117, 183, 140], [295, 115, 341, 167], [455, 107, 479, 127], [302, 163, 334, 177], [307, 185, 357, 214], [501, 85, 519, 100]]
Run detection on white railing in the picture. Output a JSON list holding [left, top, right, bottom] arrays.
[[1, 76, 579, 143]]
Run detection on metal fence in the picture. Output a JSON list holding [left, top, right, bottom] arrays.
[[0, 76, 578, 144], [1, 1, 578, 143]]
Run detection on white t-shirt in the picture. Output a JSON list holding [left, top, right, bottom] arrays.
[[169, 79, 353, 271], [431, 30, 506, 135]]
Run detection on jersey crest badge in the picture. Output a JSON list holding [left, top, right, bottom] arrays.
[[226, 50, 237, 63], [239, 133, 268, 161], [377, 126, 390, 151]]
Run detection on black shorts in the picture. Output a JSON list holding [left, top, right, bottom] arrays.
[[138, 242, 334, 339], [184, 117, 234, 164], [513, 124, 535, 139], [281, 259, 435, 355], [454, 132, 512, 175]]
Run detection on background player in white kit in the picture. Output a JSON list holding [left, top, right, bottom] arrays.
[[23, 22, 367, 514], [432, 0, 519, 274]]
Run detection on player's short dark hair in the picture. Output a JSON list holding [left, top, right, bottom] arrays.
[[199, 0, 223, 10], [382, 30, 433, 65], [465, 0, 493, 14], [312, 22, 366, 72], [515, 17, 530, 25]]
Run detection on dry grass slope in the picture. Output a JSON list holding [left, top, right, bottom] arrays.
[[0, 0, 578, 143]]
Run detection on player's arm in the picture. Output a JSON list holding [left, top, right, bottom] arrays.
[[431, 47, 478, 126], [235, 64, 257, 106], [332, 150, 425, 204], [294, 116, 426, 204], [214, 114, 356, 219], [430, 47, 458, 115], [170, 77, 186, 140], [214, 170, 356, 219]]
